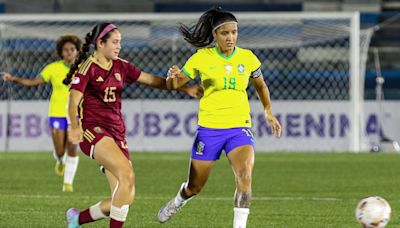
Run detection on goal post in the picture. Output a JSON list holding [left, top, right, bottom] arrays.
[[0, 12, 368, 152]]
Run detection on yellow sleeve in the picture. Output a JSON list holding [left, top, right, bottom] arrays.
[[39, 63, 54, 82], [182, 51, 200, 79], [250, 51, 261, 72]]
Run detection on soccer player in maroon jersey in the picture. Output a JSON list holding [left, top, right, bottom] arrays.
[[63, 23, 201, 228]]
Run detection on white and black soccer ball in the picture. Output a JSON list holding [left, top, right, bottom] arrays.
[[355, 196, 391, 228]]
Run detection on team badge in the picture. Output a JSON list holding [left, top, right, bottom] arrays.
[[196, 141, 205, 155], [238, 64, 245, 73], [71, 77, 80, 84], [224, 64, 233, 75], [114, 73, 121, 81]]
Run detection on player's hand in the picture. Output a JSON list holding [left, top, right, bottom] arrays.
[[1, 72, 14, 81], [265, 111, 281, 138], [185, 84, 204, 99], [68, 126, 83, 145], [167, 65, 181, 79]]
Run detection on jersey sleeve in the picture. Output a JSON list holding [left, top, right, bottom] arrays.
[[39, 63, 54, 82], [70, 71, 89, 93], [125, 62, 142, 84], [182, 52, 200, 79], [249, 51, 262, 79]]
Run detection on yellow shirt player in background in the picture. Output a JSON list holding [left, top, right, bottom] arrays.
[[1, 35, 81, 192], [158, 7, 282, 228]]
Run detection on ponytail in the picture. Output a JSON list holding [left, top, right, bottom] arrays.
[[179, 7, 237, 48], [63, 23, 117, 85], [62, 32, 93, 85]]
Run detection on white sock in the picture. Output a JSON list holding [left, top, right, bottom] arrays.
[[174, 182, 193, 207], [89, 202, 107, 220], [64, 155, 79, 184], [233, 207, 250, 228], [110, 205, 129, 222]]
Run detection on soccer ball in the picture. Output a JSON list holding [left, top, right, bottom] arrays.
[[355, 196, 391, 228]]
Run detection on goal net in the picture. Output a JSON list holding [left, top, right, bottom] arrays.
[[0, 13, 370, 152]]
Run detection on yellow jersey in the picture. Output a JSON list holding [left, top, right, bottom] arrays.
[[182, 46, 261, 128], [39, 61, 70, 117]]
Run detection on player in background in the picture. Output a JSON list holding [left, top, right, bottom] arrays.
[[64, 23, 201, 228], [157, 7, 282, 228], [1, 35, 82, 192]]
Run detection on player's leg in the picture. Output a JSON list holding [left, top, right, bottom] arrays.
[[67, 136, 134, 228], [227, 145, 254, 228], [158, 126, 223, 223], [63, 138, 79, 192], [71, 170, 116, 226], [226, 128, 255, 228], [92, 136, 135, 228], [50, 123, 67, 176], [63, 118, 79, 192], [158, 159, 215, 223]]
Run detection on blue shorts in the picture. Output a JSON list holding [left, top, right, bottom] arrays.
[[48, 117, 68, 130], [191, 126, 255, 161]]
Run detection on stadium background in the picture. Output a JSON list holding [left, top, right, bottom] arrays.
[[0, 1, 400, 228], [1, 1, 400, 152]]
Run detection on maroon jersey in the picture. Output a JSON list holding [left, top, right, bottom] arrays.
[[70, 56, 141, 141]]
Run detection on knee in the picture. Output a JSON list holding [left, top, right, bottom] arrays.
[[236, 170, 252, 185], [117, 168, 135, 190]]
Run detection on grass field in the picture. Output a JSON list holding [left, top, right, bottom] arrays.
[[0, 152, 399, 228]]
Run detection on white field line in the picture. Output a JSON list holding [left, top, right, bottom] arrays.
[[1, 194, 342, 201]]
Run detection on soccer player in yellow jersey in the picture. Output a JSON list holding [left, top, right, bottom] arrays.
[[1, 35, 81, 192], [157, 8, 282, 228]]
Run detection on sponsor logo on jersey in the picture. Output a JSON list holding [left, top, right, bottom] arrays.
[[96, 76, 104, 82]]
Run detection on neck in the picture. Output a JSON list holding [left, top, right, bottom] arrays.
[[216, 45, 234, 57], [93, 52, 112, 66], [63, 59, 74, 67]]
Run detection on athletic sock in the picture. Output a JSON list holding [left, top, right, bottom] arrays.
[[109, 205, 129, 228], [64, 155, 79, 184], [233, 207, 250, 228], [78, 202, 107, 224]]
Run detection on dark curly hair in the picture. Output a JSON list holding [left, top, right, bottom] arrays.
[[56, 34, 82, 59]]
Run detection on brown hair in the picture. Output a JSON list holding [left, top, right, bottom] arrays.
[[63, 23, 117, 85], [55, 34, 82, 59]]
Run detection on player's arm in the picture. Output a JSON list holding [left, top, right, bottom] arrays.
[[136, 71, 169, 90], [251, 75, 281, 138], [166, 65, 191, 90], [1, 72, 45, 87], [67, 89, 83, 144], [136, 70, 202, 98]]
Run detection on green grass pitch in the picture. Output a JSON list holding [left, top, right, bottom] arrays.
[[0, 152, 399, 227]]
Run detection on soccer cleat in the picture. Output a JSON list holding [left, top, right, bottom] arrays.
[[63, 183, 74, 192], [55, 161, 65, 176], [158, 182, 192, 223], [66, 208, 80, 228], [157, 198, 181, 223]]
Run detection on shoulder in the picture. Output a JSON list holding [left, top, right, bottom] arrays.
[[197, 47, 215, 56], [43, 61, 62, 70], [236, 47, 256, 57], [187, 47, 212, 62], [77, 57, 95, 76], [117, 57, 129, 64]]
